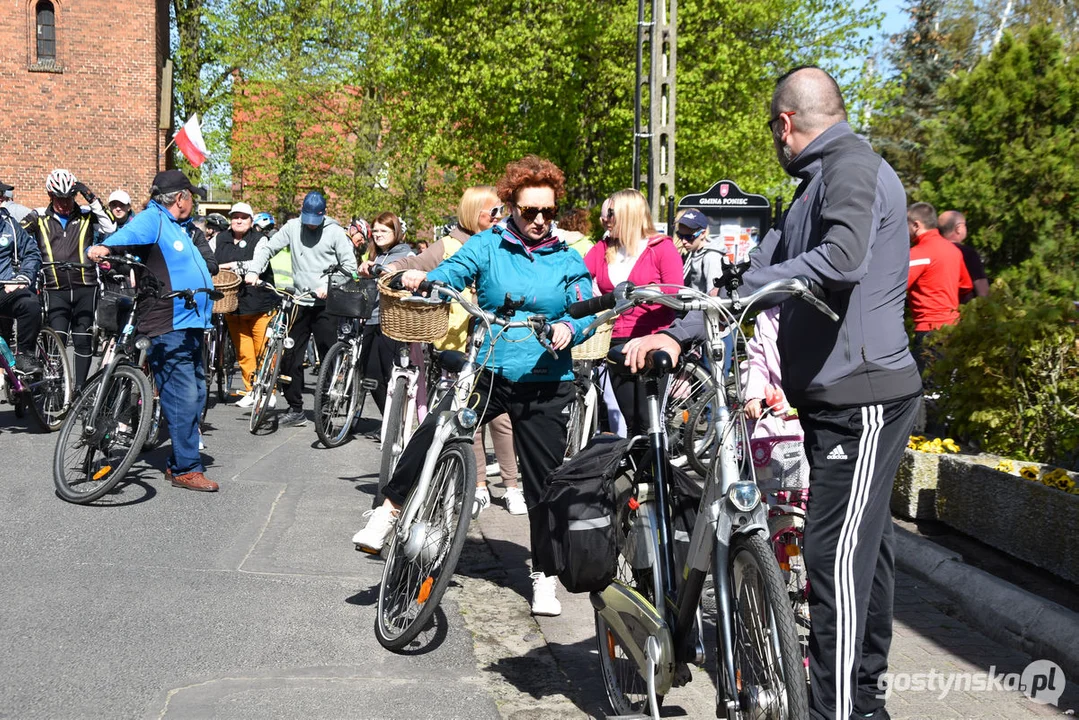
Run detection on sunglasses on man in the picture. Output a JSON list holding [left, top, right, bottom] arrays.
[[517, 205, 558, 222]]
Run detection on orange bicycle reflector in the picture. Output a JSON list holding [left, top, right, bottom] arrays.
[[417, 576, 434, 604], [607, 630, 617, 659], [92, 466, 112, 481], [786, 543, 801, 557], [628, 497, 640, 511]]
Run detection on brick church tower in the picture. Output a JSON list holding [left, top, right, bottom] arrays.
[[0, 0, 172, 209]]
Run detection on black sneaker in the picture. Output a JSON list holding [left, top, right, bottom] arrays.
[[856, 708, 891, 720], [14, 354, 43, 375], [279, 409, 307, 427]]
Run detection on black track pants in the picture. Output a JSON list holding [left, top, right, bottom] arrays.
[[801, 395, 919, 720], [281, 305, 337, 412], [47, 286, 95, 388]]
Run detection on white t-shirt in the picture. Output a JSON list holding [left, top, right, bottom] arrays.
[[607, 245, 641, 286]]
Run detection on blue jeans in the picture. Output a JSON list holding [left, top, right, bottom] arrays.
[[148, 329, 206, 474]]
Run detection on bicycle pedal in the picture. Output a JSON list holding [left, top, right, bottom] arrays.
[[360, 378, 378, 391], [277, 375, 292, 384]]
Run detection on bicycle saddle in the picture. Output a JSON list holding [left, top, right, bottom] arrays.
[[438, 350, 468, 374]]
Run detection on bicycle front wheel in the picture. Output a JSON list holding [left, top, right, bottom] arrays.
[[53, 365, 153, 504], [249, 337, 283, 434], [378, 375, 410, 489], [723, 531, 809, 719], [29, 327, 74, 431], [314, 340, 362, 448], [769, 512, 810, 674], [374, 442, 476, 651]]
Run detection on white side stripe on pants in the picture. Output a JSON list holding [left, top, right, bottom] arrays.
[[832, 404, 884, 719]]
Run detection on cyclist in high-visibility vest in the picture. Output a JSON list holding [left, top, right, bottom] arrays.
[[21, 170, 115, 388]]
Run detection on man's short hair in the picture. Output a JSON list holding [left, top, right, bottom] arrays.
[[937, 210, 965, 236], [908, 202, 938, 229], [772, 66, 847, 131], [150, 189, 186, 208]]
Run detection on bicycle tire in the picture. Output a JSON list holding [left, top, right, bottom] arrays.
[[249, 337, 283, 434], [723, 531, 809, 719], [142, 364, 164, 451], [684, 389, 719, 478], [29, 327, 74, 432], [665, 361, 714, 470], [378, 375, 410, 490], [314, 340, 362, 448], [768, 512, 810, 674], [374, 441, 476, 650], [53, 365, 153, 504], [219, 329, 237, 402], [565, 391, 585, 458]]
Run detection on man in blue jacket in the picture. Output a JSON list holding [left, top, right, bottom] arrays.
[[88, 170, 218, 493], [625, 67, 920, 720], [0, 199, 43, 374]]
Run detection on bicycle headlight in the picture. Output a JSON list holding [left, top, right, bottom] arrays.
[[283, 337, 295, 349], [134, 336, 152, 351], [727, 481, 761, 512], [456, 408, 478, 430]]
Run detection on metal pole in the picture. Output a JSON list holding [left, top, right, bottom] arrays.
[[648, 0, 676, 219], [633, 0, 646, 191]]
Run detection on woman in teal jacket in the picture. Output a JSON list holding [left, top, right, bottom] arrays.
[[352, 155, 594, 617]]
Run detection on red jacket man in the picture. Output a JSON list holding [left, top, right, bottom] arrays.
[[907, 202, 972, 332]]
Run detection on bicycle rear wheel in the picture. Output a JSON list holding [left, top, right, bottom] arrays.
[[666, 361, 714, 469], [314, 340, 362, 448], [53, 365, 153, 504], [29, 327, 74, 431], [374, 442, 476, 651], [768, 512, 810, 674], [249, 337, 282, 434], [378, 375, 410, 489], [685, 389, 719, 478], [723, 531, 809, 719], [141, 361, 164, 451]]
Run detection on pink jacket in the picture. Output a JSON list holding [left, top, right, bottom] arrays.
[[742, 307, 803, 439], [584, 234, 684, 339]]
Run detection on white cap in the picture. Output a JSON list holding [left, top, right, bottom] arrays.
[[108, 190, 131, 206], [230, 202, 254, 217]]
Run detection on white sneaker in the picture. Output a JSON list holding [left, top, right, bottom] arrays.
[[352, 505, 399, 554], [530, 572, 562, 616], [504, 486, 528, 516], [473, 485, 491, 518], [235, 394, 255, 408], [485, 461, 500, 477]]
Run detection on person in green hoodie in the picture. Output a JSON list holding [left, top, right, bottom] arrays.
[[244, 191, 357, 427]]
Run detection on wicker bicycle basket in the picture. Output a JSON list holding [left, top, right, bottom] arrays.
[[377, 271, 449, 343], [211, 270, 242, 313], [571, 319, 615, 361]]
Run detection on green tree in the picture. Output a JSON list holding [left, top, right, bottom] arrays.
[[918, 27, 1078, 298]]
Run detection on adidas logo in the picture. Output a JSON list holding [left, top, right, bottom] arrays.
[[826, 445, 848, 460]]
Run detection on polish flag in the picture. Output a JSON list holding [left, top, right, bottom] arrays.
[[174, 114, 210, 168]]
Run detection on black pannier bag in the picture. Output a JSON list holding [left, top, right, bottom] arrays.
[[668, 465, 703, 587], [534, 434, 632, 593], [326, 277, 378, 319]]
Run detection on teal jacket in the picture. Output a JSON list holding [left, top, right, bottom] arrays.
[[427, 223, 596, 383]]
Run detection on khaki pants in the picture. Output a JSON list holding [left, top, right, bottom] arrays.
[[473, 412, 518, 487], [226, 312, 272, 392]]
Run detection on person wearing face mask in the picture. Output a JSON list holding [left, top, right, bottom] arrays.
[[624, 66, 920, 720], [353, 156, 596, 618], [215, 203, 279, 405], [355, 212, 414, 416], [22, 169, 116, 389], [244, 191, 357, 427]]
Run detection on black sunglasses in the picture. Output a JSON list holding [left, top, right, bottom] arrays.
[[517, 205, 558, 222], [676, 229, 705, 242]]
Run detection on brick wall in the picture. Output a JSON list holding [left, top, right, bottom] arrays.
[[0, 0, 170, 210]]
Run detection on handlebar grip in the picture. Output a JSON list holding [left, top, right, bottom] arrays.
[[568, 292, 617, 319], [370, 264, 388, 277], [417, 279, 435, 296]]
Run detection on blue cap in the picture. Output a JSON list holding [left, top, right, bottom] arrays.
[[678, 209, 709, 232], [300, 191, 326, 225]]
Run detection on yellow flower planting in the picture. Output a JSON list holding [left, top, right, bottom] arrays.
[[908, 436, 961, 454], [995, 459, 1014, 472], [1019, 465, 1039, 480]]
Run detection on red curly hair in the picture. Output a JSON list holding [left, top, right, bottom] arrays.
[[496, 155, 566, 204]]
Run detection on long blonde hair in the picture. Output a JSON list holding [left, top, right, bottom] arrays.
[[457, 185, 499, 235], [605, 188, 656, 264]]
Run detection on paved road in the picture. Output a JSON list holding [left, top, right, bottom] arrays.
[[1, 375, 1076, 719]]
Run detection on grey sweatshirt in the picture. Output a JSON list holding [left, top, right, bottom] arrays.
[[248, 217, 357, 299], [666, 122, 921, 409]]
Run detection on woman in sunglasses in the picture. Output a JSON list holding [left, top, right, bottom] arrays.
[[381, 186, 527, 516], [583, 188, 683, 436], [352, 156, 595, 617]]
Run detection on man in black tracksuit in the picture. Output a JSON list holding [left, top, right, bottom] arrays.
[[627, 67, 921, 720]]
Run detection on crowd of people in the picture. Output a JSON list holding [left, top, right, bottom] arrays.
[[0, 63, 998, 720]]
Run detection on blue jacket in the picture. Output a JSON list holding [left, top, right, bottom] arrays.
[[101, 201, 214, 337], [0, 208, 41, 285], [427, 223, 596, 383]]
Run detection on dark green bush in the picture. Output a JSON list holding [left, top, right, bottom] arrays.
[[927, 289, 1079, 469]]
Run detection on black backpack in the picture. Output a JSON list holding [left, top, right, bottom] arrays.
[[534, 434, 633, 593]]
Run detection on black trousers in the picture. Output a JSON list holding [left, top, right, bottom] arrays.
[[800, 395, 919, 720], [607, 339, 668, 438], [358, 323, 404, 414], [382, 371, 574, 565], [47, 286, 95, 388], [282, 305, 337, 412], [0, 288, 42, 355]]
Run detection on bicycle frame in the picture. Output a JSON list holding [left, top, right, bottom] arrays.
[[380, 343, 427, 445]]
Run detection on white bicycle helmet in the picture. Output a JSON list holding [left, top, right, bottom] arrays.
[[253, 212, 275, 232], [45, 169, 77, 198]]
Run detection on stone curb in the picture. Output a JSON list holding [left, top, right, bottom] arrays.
[[894, 524, 1079, 679]]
